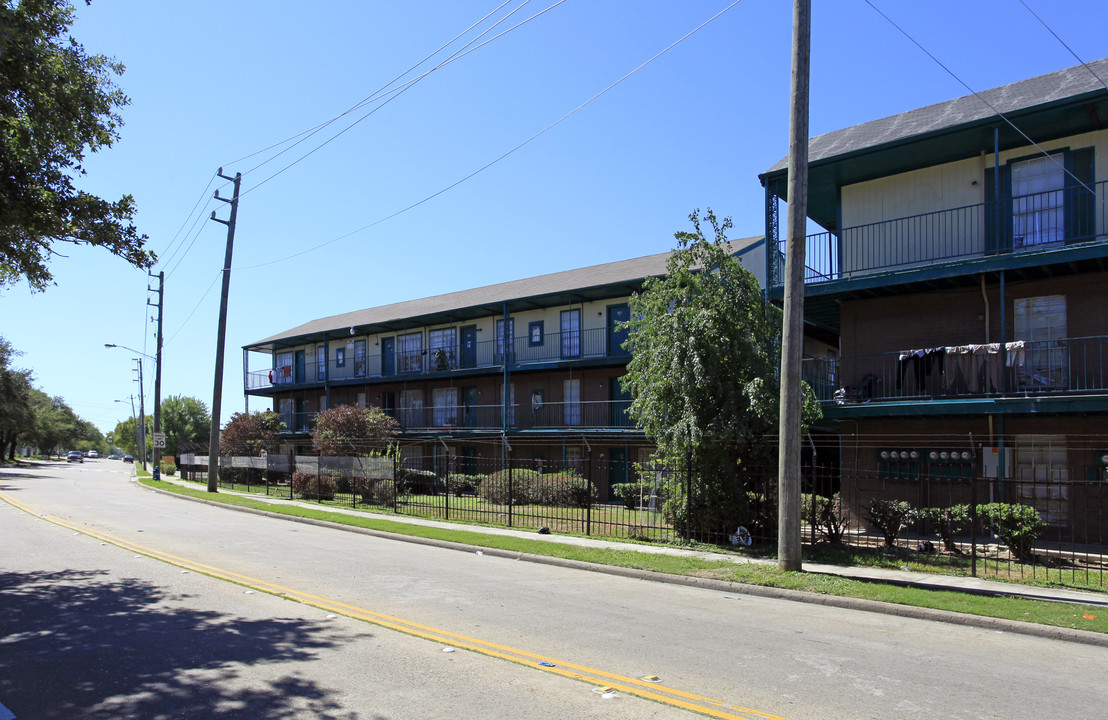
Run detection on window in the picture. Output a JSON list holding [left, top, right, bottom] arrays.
[[1014, 295, 1067, 390], [356, 392, 366, 408], [275, 352, 293, 385], [1012, 153, 1065, 248], [529, 321, 544, 347], [1015, 435, 1069, 526], [500, 383, 515, 425], [278, 398, 294, 429], [353, 340, 366, 377], [317, 346, 326, 381], [563, 378, 581, 425], [564, 446, 583, 474], [429, 328, 457, 371], [400, 389, 424, 426], [335, 346, 346, 369], [397, 332, 423, 373], [432, 387, 458, 426], [560, 309, 580, 358], [496, 319, 515, 362]]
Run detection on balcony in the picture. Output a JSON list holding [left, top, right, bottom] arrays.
[[248, 326, 628, 391], [278, 399, 636, 436], [771, 179, 1108, 290], [807, 336, 1108, 414]]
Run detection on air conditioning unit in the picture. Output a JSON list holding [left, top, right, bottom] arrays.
[[981, 446, 1013, 478]]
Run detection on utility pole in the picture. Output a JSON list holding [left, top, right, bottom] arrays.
[[777, 0, 810, 571], [207, 168, 242, 493], [148, 270, 164, 471], [134, 358, 147, 472]]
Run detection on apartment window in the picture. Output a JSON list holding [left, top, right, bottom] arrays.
[[353, 339, 366, 377], [1014, 295, 1067, 391], [1015, 435, 1069, 527], [316, 346, 326, 381], [335, 346, 346, 369], [278, 398, 294, 429], [564, 446, 583, 474], [499, 383, 515, 425], [429, 328, 457, 371], [563, 378, 581, 425], [529, 321, 544, 347], [400, 389, 423, 426], [560, 309, 580, 358], [356, 392, 366, 408], [496, 319, 515, 362], [1012, 153, 1065, 248], [397, 332, 423, 373], [432, 387, 458, 426]]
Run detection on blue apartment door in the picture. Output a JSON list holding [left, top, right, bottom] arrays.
[[381, 337, 395, 376], [294, 350, 306, 383], [607, 304, 630, 357], [462, 386, 478, 428], [609, 376, 632, 427], [460, 325, 477, 368], [608, 447, 629, 501]]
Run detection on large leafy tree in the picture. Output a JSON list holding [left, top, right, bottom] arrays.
[[24, 389, 83, 453], [621, 209, 820, 539], [220, 410, 284, 456], [0, 336, 34, 459], [108, 413, 151, 457], [1, 0, 154, 291], [311, 404, 397, 456], [159, 394, 210, 457]]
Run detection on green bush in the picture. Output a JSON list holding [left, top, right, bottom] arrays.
[[291, 471, 336, 501], [612, 481, 651, 510], [446, 474, 483, 497], [478, 469, 594, 507], [353, 477, 396, 507], [865, 498, 917, 548], [163, 463, 177, 476], [803, 492, 849, 544], [399, 468, 441, 495], [977, 502, 1044, 563], [479, 468, 539, 504], [919, 504, 969, 553]]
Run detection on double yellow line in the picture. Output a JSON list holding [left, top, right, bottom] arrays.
[[2, 490, 784, 720]]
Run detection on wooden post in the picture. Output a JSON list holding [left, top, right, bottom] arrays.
[[777, 0, 810, 571]]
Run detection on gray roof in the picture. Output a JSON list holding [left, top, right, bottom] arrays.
[[767, 57, 1108, 173], [247, 236, 765, 348]]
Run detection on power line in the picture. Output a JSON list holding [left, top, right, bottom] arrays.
[[235, 0, 745, 271], [863, 0, 1093, 194], [1017, 0, 1108, 92], [163, 269, 223, 347], [156, 172, 217, 269]]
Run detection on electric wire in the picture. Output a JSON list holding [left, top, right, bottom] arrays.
[[235, 0, 745, 270], [237, 0, 566, 200], [863, 0, 1094, 194], [1016, 0, 1108, 92], [222, 0, 524, 170], [156, 172, 217, 270], [163, 269, 224, 347]]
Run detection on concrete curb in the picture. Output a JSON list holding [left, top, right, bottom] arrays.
[[141, 481, 1108, 648]]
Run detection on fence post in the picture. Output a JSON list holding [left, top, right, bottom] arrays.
[[393, 448, 399, 515], [685, 449, 692, 545], [970, 470, 978, 577], [586, 448, 593, 537], [507, 450, 514, 528]]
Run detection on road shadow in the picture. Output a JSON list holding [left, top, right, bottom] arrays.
[[0, 568, 378, 719]]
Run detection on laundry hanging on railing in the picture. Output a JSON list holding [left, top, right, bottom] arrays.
[[897, 341, 1025, 394]]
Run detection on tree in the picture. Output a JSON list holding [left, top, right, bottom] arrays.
[[0, 0, 154, 291], [25, 389, 83, 454], [219, 410, 284, 456], [0, 336, 34, 459], [621, 209, 820, 540], [311, 404, 397, 456], [108, 414, 151, 457], [159, 394, 210, 458]]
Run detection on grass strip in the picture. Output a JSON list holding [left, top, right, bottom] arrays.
[[141, 477, 1106, 634]]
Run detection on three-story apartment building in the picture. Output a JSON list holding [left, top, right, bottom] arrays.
[[243, 240, 766, 499], [761, 58, 1108, 542]]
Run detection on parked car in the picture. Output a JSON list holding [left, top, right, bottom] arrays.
[[67, 450, 84, 463], [123, 455, 134, 463], [108, 454, 121, 460], [89, 450, 99, 459]]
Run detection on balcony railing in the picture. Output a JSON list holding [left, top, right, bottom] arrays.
[[248, 326, 629, 391], [278, 399, 636, 435], [807, 336, 1108, 406], [773, 179, 1107, 287]]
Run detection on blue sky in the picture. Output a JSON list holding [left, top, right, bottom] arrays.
[[3, 0, 1107, 435]]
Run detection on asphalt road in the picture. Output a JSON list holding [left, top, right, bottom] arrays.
[[1, 461, 1104, 719]]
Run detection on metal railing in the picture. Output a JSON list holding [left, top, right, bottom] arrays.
[[773, 179, 1107, 287], [276, 399, 635, 435], [247, 326, 628, 390], [806, 335, 1108, 405]]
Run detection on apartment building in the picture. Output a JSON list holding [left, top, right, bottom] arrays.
[[243, 239, 766, 499], [761, 58, 1108, 542]]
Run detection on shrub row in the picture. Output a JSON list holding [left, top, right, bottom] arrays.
[[478, 469, 596, 507]]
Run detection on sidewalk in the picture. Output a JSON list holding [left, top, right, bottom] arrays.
[[158, 476, 1108, 608]]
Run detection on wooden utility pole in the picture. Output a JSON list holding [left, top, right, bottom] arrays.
[[148, 270, 164, 470], [207, 168, 242, 493], [777, 0, 810, 571]]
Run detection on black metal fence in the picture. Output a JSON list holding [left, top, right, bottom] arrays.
[[173, 443, 1106, 586]]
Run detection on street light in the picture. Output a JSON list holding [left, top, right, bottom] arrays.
[[106, 343, 159, 472]]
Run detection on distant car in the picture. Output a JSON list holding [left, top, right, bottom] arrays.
[[88, 450, 99, 459], [67, 450, 84, 463], [123, 455, 134, 463], [108, 454, 121, 460]]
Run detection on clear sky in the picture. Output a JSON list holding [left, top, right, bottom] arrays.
[[3, 0, 1107, 435]]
